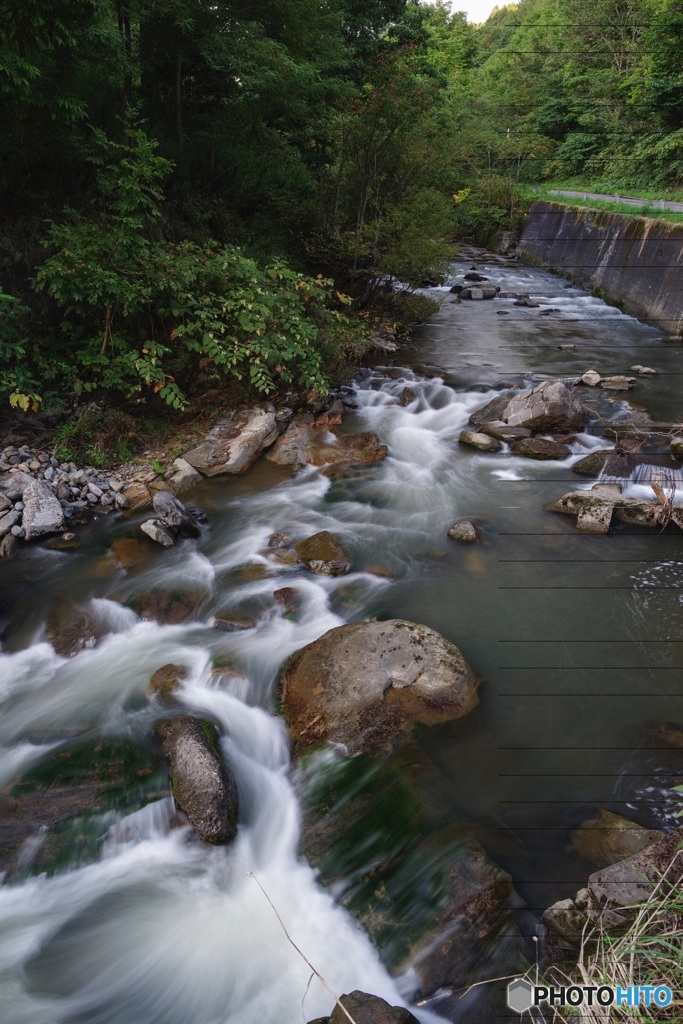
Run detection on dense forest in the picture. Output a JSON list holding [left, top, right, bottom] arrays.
[[1, 0, 682, 417]]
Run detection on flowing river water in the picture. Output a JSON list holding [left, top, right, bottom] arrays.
[[1, 254, 682, 1023]]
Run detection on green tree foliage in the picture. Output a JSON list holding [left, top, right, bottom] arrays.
[[34, 128, 354, 403]]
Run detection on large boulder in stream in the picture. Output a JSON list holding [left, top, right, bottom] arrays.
[[156, 714, 238, 845], [266, 413, 388, 468], [308, 991, 419, 1024], [182, 406, 281, 475], [470, 380, 588, 434], [22, 478, 64, 539], [279, 619, 480, 755], [293, 531, 352, 575]]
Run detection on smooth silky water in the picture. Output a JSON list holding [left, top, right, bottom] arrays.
[[1, 257, 682, 1022]]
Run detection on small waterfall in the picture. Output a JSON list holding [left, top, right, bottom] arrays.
[[599, 451, 683, 488]]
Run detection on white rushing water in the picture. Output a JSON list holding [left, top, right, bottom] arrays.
[[1, 258, 677, 1023], [0, 372, 506, 1024]]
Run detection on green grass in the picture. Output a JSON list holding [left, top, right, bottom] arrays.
[[523, 186, 683, 225], [543, 178, 683, 203], [511, 852, 683, 1022]]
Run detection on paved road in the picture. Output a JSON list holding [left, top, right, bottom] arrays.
[[547, 188, 683, 213]]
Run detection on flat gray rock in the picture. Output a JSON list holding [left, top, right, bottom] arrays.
[[22, 479, 64, 539], [183, 407, 279, 475]]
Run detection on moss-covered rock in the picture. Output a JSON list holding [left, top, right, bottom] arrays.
[[156, 715, 238, 845]]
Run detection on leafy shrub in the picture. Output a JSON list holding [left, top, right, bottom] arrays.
[[0, 290, 41, 410], [33, 125, 357, 408]]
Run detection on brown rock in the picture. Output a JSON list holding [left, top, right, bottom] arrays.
[[570, 809, 663, 866], [408, 836, 525, 997], [274, 587, 299, 613], [651, 721, 683, 747], [510, 437, 572, 460], [279, 619, 479, 755], [238, 563, 272, 581], [147, 663, 186, 703], [398, 387, 418, 407], [293, 531, 351, 576], [121, 481, 153, 511], [309, 432, 388, 468], [109, 540, 149, 573], [267, 414, 388, 469], [261, 547, 300, 566], [213, 612, 254, 632], [131, 588, 204, 625], [46, 598, 100, 658], [571, 450, 611, 477]]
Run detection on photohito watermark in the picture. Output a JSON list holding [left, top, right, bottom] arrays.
[[507, 978, 673, 1015]]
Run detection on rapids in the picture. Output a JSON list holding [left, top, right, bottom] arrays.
[[1, 255, 682, 1022]]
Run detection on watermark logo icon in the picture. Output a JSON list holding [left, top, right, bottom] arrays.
[[507, 981, 673, 1013], [507, 979, 535, 1014]]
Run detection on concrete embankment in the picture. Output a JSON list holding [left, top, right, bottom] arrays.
[[518, 201, 683, 334]]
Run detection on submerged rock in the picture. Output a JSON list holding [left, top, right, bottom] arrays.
[[0, 533, 18, 558], [130, 588, 205, 624], [213, 611, 254, 632], [310, 432, 387, 467], [406, 834, 525, 999], [293, 531, 351, 576], [570, 809, 663, 867], [108, 536, 150, 571], [157, 714, 238, 845], [279, 619, 479, 755], [46, 598, 100, 658], [147, 663, 185, 703]]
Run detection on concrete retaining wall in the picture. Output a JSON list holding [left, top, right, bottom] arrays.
[[517, 201, 683, 334]]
